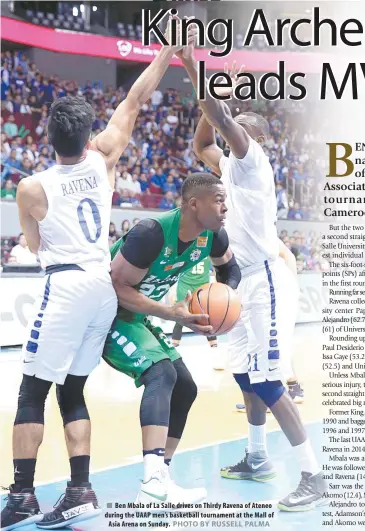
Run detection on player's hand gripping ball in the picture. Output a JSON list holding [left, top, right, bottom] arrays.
[[189, 283, 241, 335]]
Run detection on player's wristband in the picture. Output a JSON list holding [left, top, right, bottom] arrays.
[[214, 256, 241, 290]]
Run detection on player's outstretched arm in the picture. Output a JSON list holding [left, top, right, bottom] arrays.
[[91, 18, 197, 179], [179, 48, 249, 159], [193, 113, 223, 177], [209, 229, 241, 289]]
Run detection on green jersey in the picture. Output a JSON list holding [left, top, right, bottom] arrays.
[[176, 256, 212, 303], [110, 208, 214, 321], [178, 256, 211, 288]]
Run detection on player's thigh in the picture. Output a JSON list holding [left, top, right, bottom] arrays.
[[103, 317, 180, 387], [247, 265, 293, 383], [22, 271, 100, 384], [144, 319, 180, 363], [227, 284, 250, 374], [69, 279, 117, 377]]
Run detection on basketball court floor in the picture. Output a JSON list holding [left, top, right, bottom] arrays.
[[1, 324, 344, 530]]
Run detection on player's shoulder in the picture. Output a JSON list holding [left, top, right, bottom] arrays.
[[132, 217, 163, 234], [126, 218, 164, 243], [230, 137, 266, 167], [16, 175, 47, 209], [17, 174, 43, 197]]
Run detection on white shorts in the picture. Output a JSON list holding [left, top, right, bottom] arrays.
[[22, 267, 117, 384], [228, 258, 299, 384]]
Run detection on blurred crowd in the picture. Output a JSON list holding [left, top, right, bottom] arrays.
[[279, 229, 328, 272], [1, 50, 323, 217], [1, 50, 326, 268]]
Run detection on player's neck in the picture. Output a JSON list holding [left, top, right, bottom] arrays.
[[56, 150, 87, 166], [179, 212, 203, 243]]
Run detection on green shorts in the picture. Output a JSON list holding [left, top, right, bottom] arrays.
[[102, 316, 181, 387]]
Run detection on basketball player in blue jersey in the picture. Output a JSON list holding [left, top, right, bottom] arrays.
[[179, 43, 327, 511], [0, 21, 196, 531]]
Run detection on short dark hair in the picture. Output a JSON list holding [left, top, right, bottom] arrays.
[[182, 173, 222, 202], [234, 112, 270, 138], [47, 96, 94, 157]]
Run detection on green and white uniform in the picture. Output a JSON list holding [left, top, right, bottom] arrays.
[[103, 209, 214, 386]]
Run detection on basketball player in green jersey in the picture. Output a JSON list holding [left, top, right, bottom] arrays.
[[172, 257, 218, 349], [103, 173, 241, 505]]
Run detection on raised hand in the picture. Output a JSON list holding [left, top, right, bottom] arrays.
[[165, 16, 199, 57], [214, 61, 246, 98]]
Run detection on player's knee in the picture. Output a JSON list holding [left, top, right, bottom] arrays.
[[56, 375, 89, 427], [140, 360, 177, 427], [14, 375, 52, 425], [141, 359, 177, 390], [251, 380, 285, 408], [234, 373, 254, 393], [173, 358, 197, 406]]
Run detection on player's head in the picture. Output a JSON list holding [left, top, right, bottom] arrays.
[[47, 96, 94, 158], [181, 173, 227, 231], [234, 112, 270, 144]]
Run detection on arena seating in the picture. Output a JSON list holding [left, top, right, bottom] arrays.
[[1, 50, 323, 267]]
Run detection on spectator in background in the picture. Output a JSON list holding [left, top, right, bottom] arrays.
[[151, 89, 163, 110], [129, 173, 142, 196], [116, 171, 133, 194], [20, 98, 32, 114], [159, 191, 175, 210], [132, 218, 140, 227], [1, 132, 11, 157], [8, 233, 38, 264], [39, 78, 55, 105], [288, 202, 303, 220], [5, 149, 21, 169], [1, 179, 16, 200], [138, 174, 150, 193], [109, 222, 118, 242], [3, 115, 18, 138], [163, 174, 177, 196], [276, 183, 289, 219], [117, 189, 133, 208], [121, 220, 131, 236], [29, 94, 42, 114], [3, 94, 14, 113], [12, 94, 22, 112], [19, 156, 33, 176]]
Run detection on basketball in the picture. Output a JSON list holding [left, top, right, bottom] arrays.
[[189, 283, 241, 335]]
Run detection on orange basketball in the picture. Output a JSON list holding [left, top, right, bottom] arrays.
[[189, 283, 241, 335]]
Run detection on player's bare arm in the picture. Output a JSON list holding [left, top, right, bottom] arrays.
[[16, 178, 46, 254], [279, 239, 298, 278], [110, 253, 212, 335], [91, 18, 198, 184], [193, 114, 223, 177], [178, 45, 250, 159], [193, 63, 247, 175]]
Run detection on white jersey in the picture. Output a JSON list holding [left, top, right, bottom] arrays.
[[33, 150, 112, 273], [219, 138, 279, 273]]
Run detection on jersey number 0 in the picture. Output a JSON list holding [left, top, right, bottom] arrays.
[[77, 198, 102, 243]]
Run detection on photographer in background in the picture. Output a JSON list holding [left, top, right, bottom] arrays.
[[8, 233, 38, 265]]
